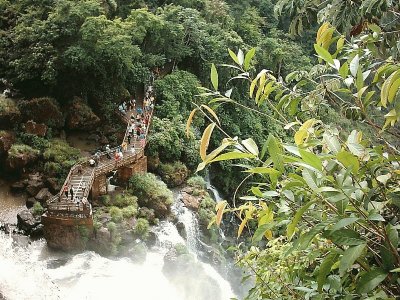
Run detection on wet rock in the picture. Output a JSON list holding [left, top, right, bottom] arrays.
[[66, 97, 100, 131], [17, 209, 41, 234], [26, 197, 37, 208], [30, 223, 44, 238], [138, 207, 156, 224], [18, 97, 64, 128], [10, 180, 27, 193], [0, 130, 15, 155], [26, 178, 44, 197], [180, 191, 200, 211], [146, 231, 157, 248], [0, 96, 21, 129], [35, 187, 52, 204], [24, 120, 47, 137], [176, 221, 187, 240]]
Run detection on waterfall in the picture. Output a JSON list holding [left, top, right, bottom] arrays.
[[205, 172, 223, 202], [0, 187, 237, 300]]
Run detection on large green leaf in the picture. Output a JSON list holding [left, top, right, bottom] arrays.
[[252, 223, 275, 243], [267, 134, 284, 172], [331, 217, 359, 231], [242, 138, 259, 156], [210, 151, 254, 162], [339, 244, 366, 276], [314, 44, 334, 65], [356, 269, 387, 294], [337, 150, 359, 173], [244, 48, 256, 71], [299, 149, 322, 171], [318, 252, 340, 292], [287, 200, 317, 240], [327, 229, 365, 246]]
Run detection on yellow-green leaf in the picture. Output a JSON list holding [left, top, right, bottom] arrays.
[[186, 108, 197, 138], [238, 217, 247, 238], [314, 44, 334, 65], [211, 63, 218, 91], [337, 150, 359, 173], [215, 200, 227, 226], [294, 129, 308, 145], [210, 151, 255, 162], [244, 167, 280, 175], [242, 138, 259, 156], [244, 48, 256, 71], [228, 49, 239, 64], [388, 77, 400, 103], [299, 149, 322, 171], [201, 104, 220, 125], [200, 123, 216, 160]]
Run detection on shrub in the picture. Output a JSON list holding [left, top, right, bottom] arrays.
[[8, 144, 39, 159], [114, 194, 138, 208], [107, 221, 117, 235], [32, 202, 44, 216], [0, 96, 19, 114], [17, 133, 49, 152], [133, 218, 149, 240], [174, 243, 189, 255], [187, 175, 206, 189], [122, 205, 137, 218], [129, 173, 173, 206], [109, 206, 123, 223], [99, 195, 111, 206], [158, 161, 189, 187]]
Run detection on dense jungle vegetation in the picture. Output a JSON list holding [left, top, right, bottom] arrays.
[[1, 0, 400, 298]]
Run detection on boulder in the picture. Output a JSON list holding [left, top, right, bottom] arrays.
[[0, 130, 15, 155], [0, 96, 21, 129], [35, 188, 52, 204], [30, 223, 44, 238], [10, 180, 27, 193], [180, 191, 201, 211], [17, 209, 41, 234], [26, 178, 44, 197], [24, 120, 47, 137], [18, 97, 64, 128], [176, 221, 187, 240], [66, 97, 100, 131], [26, 197, 37, 208], [138, 207, 156, 224]]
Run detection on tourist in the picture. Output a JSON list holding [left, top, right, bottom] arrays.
[[89, 158, 95, 167], [76, 164, 83, 175], [94, 151, 100, 166], [106, 144, 111, 159], [64, 185, 68, 199], [127, 133, 132, 144], [82, 182, 86, 195], [70, 185, 74, 201], [122, 141, 128, 152]]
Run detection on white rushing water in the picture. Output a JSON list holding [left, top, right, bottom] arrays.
[[0, 190, 236, 300]]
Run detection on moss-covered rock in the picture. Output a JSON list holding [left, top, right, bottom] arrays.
[[6, 143, 39, 171], [0, 95, 21, 129], [158, 161, 189, 188], [18, 97, 64, 128], [129, 173, 173, 219]]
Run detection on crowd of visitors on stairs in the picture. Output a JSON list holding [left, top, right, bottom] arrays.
[[58, 85, 155, 209]]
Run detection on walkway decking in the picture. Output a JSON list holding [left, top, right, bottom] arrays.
[[44, 88, 154, 220]]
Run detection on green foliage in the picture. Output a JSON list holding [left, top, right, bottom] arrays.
[[174, 243, 189, 255], [122, 205, 137, 219], [32, 202, 44, 216], [129, 172, 173, 206], [194, 17, 400, 295], [133, 218, 149, 240], [17, 133, 49, 152], [187, 175, 206, 189], [158, 161, 189, 187], [99, 195, 111, 206], [109, 206, 123, 223], [114, 194, 138, 208], [0, 95, 19, 114], [8, 144, 39, 159]]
